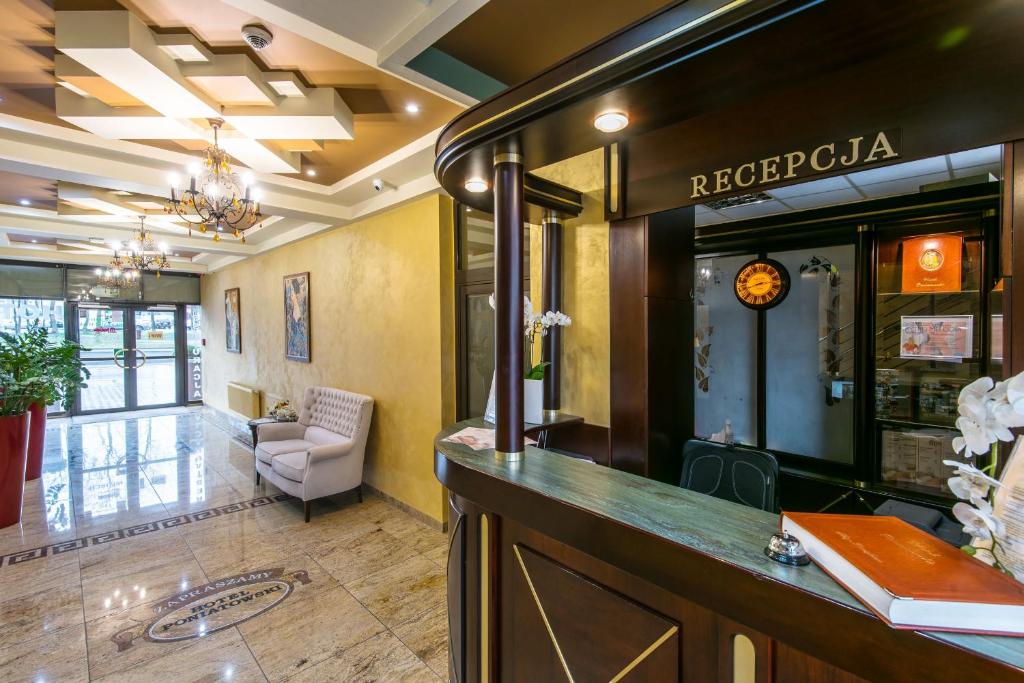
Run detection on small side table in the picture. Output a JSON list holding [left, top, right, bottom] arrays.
[[247, 417, 277, 448]]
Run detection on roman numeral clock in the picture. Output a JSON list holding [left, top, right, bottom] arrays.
[[734, 258, 791, 309]]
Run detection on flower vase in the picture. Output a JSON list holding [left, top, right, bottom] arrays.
[[524, 378, 544, 424], [0, 412, 31, 528]]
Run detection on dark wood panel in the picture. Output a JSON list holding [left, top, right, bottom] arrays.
[[1006, 141, 1024, 376], [546, 422, 610, 466], [609, 216, 648, 475], [506, 544, 679, 682], [773, 642, 870, 683], [447, 493, 466, 683]]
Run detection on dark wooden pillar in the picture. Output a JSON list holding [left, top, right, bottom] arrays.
[[541, 209, 563, 413], [609, 207, 694, 483], [493, 141, 525, 459], [1003, 140, 1024, 377]]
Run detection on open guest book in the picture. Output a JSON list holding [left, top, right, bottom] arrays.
[[782, 512, 1024, 635]]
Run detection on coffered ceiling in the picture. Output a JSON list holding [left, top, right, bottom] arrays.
[[0, 0, 679, 274]]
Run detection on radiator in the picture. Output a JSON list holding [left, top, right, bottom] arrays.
[[227, 382, 261, 418]]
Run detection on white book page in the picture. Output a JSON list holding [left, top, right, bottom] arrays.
[[991, 435, 1024, 582]]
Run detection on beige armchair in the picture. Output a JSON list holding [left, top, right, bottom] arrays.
[[254, 387, 374, 522]]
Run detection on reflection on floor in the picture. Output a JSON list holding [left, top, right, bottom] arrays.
[[0, 408, 448, 682]]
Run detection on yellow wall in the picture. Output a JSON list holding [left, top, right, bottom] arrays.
[[531, 149, 610, 427], [201, 195, 455, 522]]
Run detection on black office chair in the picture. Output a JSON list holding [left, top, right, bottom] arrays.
[[679, 439, 780, 513]]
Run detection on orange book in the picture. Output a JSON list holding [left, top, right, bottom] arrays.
[[782, 512, 1024, 635], [900, 235, 962, 293]]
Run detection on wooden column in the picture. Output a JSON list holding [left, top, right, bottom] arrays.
[[493, 141, 525, 459], [1003, 140, 1024, 377], [541, 209, 563, 413]]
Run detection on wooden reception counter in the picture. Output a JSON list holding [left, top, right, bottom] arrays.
[[435, 419, 1024, 682]]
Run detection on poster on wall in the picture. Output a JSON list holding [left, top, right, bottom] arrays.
[[899, 315, 973, 361], [900, 235, 963, 294], [225, 288, 241, 354], [284, 272, 311, 362]]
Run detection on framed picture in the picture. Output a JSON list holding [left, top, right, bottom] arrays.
[[284, 272, 311, 362], [899, 315, 973, 361], [225, 288, 241, 353]]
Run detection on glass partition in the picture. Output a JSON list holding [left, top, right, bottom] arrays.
[[693, 254, 758, 445]]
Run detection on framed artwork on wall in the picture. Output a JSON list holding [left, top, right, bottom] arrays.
[[225, 288, 241, 353], [899, 315, 973, 361], [284, 272, 311, 362]]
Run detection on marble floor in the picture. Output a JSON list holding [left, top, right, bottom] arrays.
[[0, 408, 449, 682]]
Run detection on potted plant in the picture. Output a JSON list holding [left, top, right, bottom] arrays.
[[485, 295, 572, 424], [0, 369, 39, 527], [0, 326, 89, 480]]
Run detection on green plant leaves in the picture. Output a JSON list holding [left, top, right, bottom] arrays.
[[525, 362, 550, 380]]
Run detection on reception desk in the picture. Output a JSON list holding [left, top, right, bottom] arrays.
[[435, 418, 1024, 682]]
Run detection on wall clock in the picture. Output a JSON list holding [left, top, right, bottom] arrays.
[[734, 258, 790, 310]]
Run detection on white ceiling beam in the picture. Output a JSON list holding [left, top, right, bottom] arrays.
[[0, 210, 255, 256]]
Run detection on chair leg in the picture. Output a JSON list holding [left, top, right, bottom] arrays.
[[255, 471, 261, 486], [304, 500, 311, 523]]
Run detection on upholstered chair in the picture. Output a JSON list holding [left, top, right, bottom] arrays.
[[254, 387, 374, 522]]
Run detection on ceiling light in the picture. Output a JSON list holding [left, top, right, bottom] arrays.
[[19, 199, 31, 206], [594, 111, 629, 133], [464, 178, 488, 193], [167, 119, 263, 242], [31, 239, 37, 243], [305, 169, 316, 177], [405, 103, 420, 114]]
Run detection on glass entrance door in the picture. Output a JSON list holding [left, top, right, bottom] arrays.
[[134, 308, 177, 408], [75, 305, 181, 413], [77, 305, 128, 412]]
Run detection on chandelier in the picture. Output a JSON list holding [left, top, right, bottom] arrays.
[[166, 118, 263, 242], [94, 265, 139, 289], [113, 216, 170, 276]]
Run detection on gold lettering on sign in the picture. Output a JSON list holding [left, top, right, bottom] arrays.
[[864, 130, 898, 162], [840, 136, 864, 166], [688, 129, 901, 200], [714, 168, 733, 194], [760, 156, 781, 184], [783, 151, 806, 179], [735, 162, 756, 188], [810, 143, 835, 171], [692, 174, 709, 198]]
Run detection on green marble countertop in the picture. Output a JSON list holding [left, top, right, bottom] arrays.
[[435, 418, 1024, 671]]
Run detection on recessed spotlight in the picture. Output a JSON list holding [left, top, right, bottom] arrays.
[[405, 103, 420, 114], [19, 198, 31, 206], [305, 169, 316, 177], [464, 178, 488, 193], [30, 239, 37, 243], [594, 111, 629, 133]]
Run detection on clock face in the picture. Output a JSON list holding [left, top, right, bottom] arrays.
[[734, 259, 790, 310]]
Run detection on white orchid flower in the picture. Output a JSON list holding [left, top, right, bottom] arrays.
[[1007, 372, 1024, 404], [952, 414, 992, 456], [959, 376, 994, 404], [944, 459, 1001, 505], [952, 501, 1005, 542]]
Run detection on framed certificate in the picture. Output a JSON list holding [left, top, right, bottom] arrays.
[[899, 315, 973, 361]]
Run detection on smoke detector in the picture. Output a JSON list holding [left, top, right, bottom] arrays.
[[241, 25, 273, 51]]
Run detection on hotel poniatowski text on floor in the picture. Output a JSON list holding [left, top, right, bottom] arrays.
[[435, 2, 1024, 682]]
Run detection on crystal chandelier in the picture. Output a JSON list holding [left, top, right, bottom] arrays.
[[113, 216, 171, 276], [94, 265, 140, 289], [166, 118, 263, 242]]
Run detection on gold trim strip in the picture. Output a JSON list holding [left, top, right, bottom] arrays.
[[445, 0, 752, 149], [608, 626, 679, 683], [513, 545, 575, 682], [494, 449, 525, 462], [541, 211, 564, 225], [494, 152, 524, 165]]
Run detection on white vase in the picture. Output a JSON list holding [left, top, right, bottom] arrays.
[[524, 378, 544, 424]]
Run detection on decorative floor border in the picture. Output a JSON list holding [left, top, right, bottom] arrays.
[[0, 493, 291, 570]]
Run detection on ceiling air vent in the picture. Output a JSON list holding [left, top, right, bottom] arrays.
[[704, 191, 773, 211], [241, 25, 273, 51]]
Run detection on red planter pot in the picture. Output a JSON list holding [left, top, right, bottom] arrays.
[[25, 402, 46, 481], [0, 412, 30, 528]]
